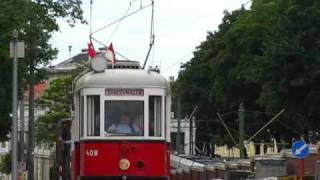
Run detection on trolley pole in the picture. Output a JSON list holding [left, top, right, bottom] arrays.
[[176, 95, 182, 154], [11, 29, 18, 180], [239, 102, 245, 158]]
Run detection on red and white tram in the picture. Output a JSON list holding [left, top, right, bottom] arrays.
[[71, 60, 171, 180]]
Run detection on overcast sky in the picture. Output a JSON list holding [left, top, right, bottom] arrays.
[[50, 0, 249, 78]]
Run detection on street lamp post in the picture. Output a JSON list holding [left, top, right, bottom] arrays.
[[10, 29, 25, 180], [11, 29, 18, 180]]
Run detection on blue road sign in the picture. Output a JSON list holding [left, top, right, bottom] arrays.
[[292, 140, 309, 159]]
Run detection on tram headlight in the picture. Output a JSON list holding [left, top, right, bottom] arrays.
[[119, 159, 130, 171]]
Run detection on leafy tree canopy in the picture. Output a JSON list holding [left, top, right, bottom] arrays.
[[35, 76, 72, 145], [0, 0, 85, 141], [174, 0, 320, 146], [36, 66, 87, 144], [0, 153, 11, 174]]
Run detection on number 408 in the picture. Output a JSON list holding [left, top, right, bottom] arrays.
[[86, 149, 98, 157]]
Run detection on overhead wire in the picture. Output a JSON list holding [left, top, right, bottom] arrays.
[[91, 36, 130, 60], [217, 112, 238, 146], [244, 110, 280, 115], [247, 109, 285, 142], [242, 0, 252, 8], [130, 0, 140, 5], [162, 51, 192, 73], [91, 2, 152, 35], [89, 0, 154, 62], [107, 1, 132, 43], [278, 121, 301, 135]]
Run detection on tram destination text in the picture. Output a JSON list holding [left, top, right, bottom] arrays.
[[105, 88, 144, 96]]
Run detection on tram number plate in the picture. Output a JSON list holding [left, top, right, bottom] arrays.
[[86, 149, 98, 157]]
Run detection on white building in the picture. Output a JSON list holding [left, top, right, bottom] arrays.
[[0, 141, 10, 180], [0, 97, 52, 180], [170, 117, 196, 155]]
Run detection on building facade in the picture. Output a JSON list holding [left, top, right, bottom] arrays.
[[170, 117, 197, 155]]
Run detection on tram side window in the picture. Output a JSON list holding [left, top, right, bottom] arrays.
[[87, 95, 100, 136], [149, 96, 162, 137]]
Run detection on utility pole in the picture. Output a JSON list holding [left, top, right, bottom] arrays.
[[19, 97, 25, 162], [239, 102, 245, 158], [188, 105, 198, 155], [176, 95, 182, 154], [26, 2, 36, 178], [27, 41, 35, 180], [189, 116, 193, 155], [11, 29, 18, 180]]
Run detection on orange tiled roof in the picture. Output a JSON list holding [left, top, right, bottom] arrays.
[[24, 81, 48, 99]]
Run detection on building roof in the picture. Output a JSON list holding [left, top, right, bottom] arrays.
[[56, 52, 89, 66], [45, 52, 89, 75], [24, 81, 48, 100], [47, 52, 141, 75]]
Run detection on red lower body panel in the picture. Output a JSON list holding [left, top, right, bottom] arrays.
[[76, 140, 170, 179], [71, 143, 80, 180]]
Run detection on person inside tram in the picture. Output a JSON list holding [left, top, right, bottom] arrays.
[[108, 113, 141, 135], [133, 114, 144, 134]]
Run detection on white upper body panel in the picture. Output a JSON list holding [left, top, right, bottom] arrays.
[[75, 69, 170, 92]]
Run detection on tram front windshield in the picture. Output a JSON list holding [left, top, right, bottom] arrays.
[[105, 101, 144, 136]]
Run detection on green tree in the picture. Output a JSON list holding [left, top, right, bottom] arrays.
[[0, 0, 85, 141], [35, 76, 73, 145], [0, 153, 11, 174], [174, 0, 320, 146], [36, 66, 87, 144]]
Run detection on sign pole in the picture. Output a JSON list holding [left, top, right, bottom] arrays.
[[300, 159, 304, 180], [292, 140, 309, 180]]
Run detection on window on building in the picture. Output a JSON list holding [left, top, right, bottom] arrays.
[[149, 96, 162, 137], [87, 95, 100, 136], [105, 101, 144, 136]]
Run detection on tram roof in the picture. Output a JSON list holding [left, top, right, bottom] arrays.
[[75, 69, 170, 91]]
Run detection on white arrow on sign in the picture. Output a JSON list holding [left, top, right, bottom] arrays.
[[295, 143, 307, 155]]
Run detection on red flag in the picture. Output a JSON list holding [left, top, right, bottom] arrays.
[[107, 43, 116, 67], [88, 43, 96, 59]]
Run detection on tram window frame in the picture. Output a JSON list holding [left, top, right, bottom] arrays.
[[164, 97, 167, 139], [80, 96, 84, 137], [149, 96, 162, 137], [87, 95, 100, 136], [104, 101, 144, 136]]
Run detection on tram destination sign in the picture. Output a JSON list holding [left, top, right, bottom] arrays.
[[105, 88, 144, 96]]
